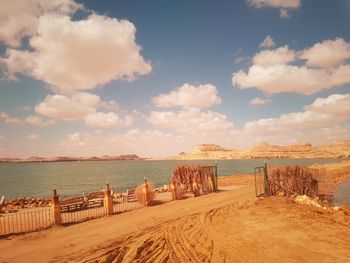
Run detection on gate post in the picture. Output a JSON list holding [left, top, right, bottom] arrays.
[[143, 177, 150, 206], [263, 162, 270, 195], [51, 189, 62, 225], [104, 183, 113, 215]]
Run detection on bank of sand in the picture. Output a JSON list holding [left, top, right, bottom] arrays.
[[1, 173, 350, 262]]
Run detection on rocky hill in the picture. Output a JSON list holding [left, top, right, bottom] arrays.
[[170, 141, 350, 160]]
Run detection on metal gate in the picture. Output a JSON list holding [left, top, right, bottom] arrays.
[[254, 163, 269, 197]]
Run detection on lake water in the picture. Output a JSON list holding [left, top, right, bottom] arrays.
[[0, 158, 348, 205]]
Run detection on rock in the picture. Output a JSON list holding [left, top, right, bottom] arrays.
[[295, 195, 322, 208]]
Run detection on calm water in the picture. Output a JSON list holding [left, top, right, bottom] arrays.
[[334, 178, 350, 206], [0, 158, 348, 203]]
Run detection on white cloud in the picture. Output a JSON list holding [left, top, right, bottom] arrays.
[[243, 93, 350, 145], [148, 108, 234, 135], [245, 111, 333, 133], [259, 35, 276, 49], [0, 112, 22, 124], [247, 0, 300, 18], [152, 83, 222, 109], [247, 0, 300, 9], [300, 38, 350, 68], [252, 46, 296, 66], [2, 14, 152, 94], [68, 132, 85, 146], [25, 115, 55, 126], [249, 97, 272, 105], [85, 112, 133, 129], [0, 0, 82, 47], [101, 100, 119, 111], [304, 93, 350, 119], [233, 64, 329, 95], [26, 134, 39, 140], [233, 56, 249, 64], [233, 38, 350, 95], [279, 9, 290, 19], [58, 130, 186, 157], [35, 92, 101, 121]]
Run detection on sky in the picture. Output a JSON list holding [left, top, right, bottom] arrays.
[[0, 0, 350, 158]]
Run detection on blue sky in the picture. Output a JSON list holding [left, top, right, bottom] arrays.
[[0, 0, 350, 157]]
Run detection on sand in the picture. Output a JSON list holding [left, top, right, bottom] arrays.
[[1, 175, 350, 262]]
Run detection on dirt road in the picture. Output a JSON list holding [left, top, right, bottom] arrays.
[[1, 181, 349, 262]]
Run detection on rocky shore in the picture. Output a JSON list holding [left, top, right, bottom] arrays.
[[0, 197, 51, 213]]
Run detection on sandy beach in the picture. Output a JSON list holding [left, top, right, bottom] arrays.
[[1, 172, 349, 262]]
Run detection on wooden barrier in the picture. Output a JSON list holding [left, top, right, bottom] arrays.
[[60, 196, 85, 212]]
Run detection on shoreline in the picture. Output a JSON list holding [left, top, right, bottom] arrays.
[[1, 156, 350, 164]]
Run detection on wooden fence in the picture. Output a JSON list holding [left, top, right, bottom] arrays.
[[170, 165, 218, 200], [266, 165, 335, 201]]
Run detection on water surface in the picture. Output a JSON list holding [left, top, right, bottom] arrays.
[[0, 158, 347, 201]]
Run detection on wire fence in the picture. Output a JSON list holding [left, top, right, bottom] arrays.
[[0, 208, 53, 237]]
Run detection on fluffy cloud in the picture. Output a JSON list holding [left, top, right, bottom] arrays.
[[304, 93, 350, 119], [152, 83, 222, 109], [245, 111, 333, 134], [148, 108, 234, 134], [26, 134, 39, 140], [233, 38, 350, 95], [0, 0, 82, 47], [34, 93, 133, 128], [249, 97, 272, 105], [35, 92, 101, 121], [247, 0, 300, 9], [243, 93, 350, 144], [252, 46, 296, 66], [0, 112, 22, 124], [101, 100, 119, 111], [300, 38, 350, 68], [247, 0, 300, 18], [2, 14, 152, 94], [279, 9, 290, 19], [85, 112, 133, 129], [259, 35, 276, 49], [25, 115, 55, 126]]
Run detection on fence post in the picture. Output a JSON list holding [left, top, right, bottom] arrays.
[[215, 161, 218, 192], [192, 181, 199, 196], [51, 189, 62, 225], [104, 183, 113, 215], [143, 177, 150, 206], [170, 182, 177, 201]]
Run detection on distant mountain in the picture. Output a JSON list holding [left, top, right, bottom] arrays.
[[0, 154, 144, 163], [169, 141, 350, 160]]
